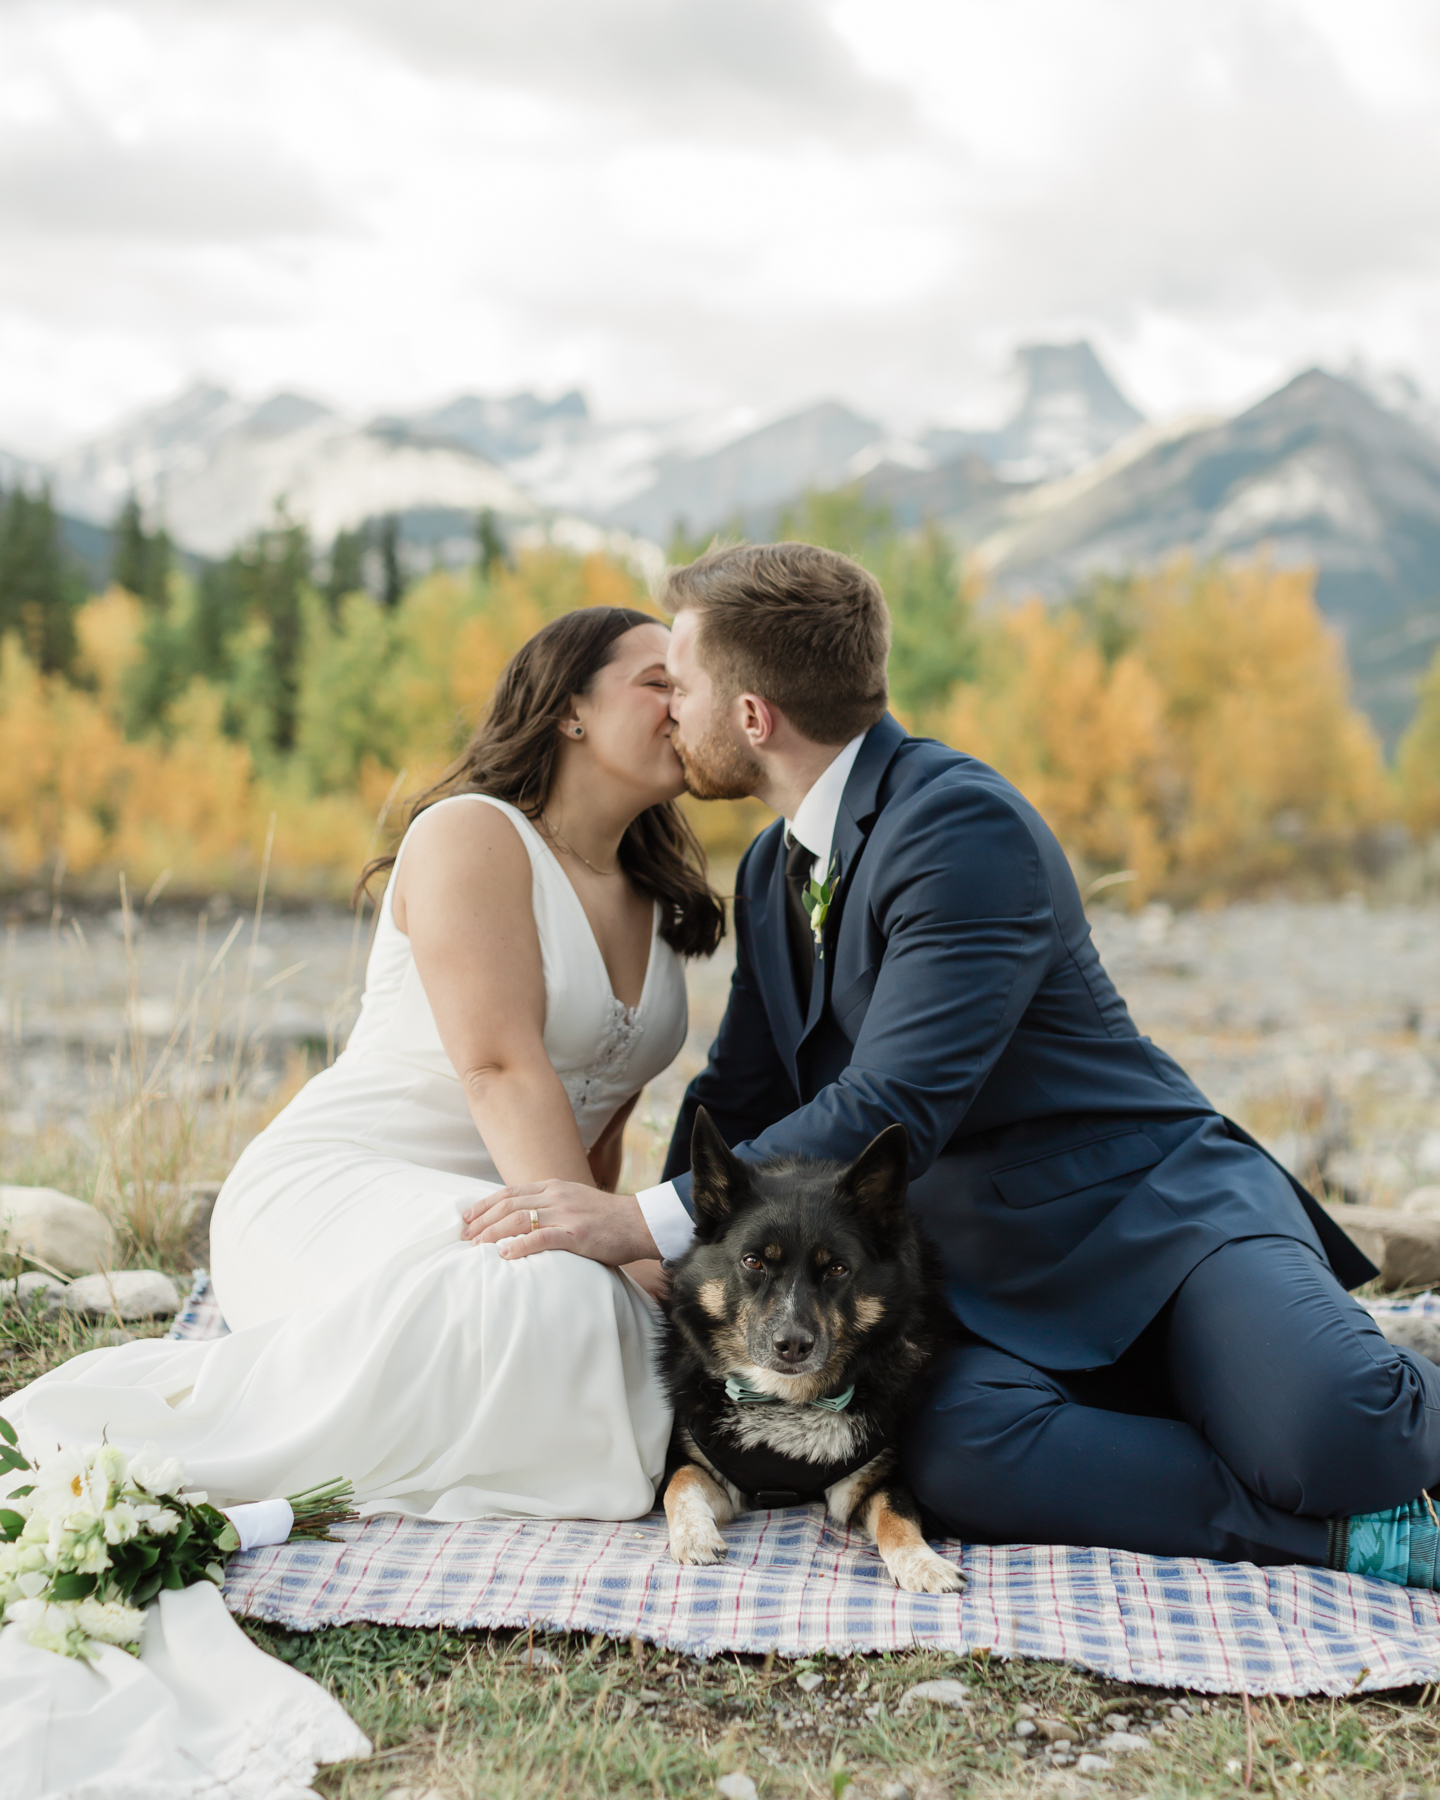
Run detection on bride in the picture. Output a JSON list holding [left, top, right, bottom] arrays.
[[4, 604, 724, 1523]]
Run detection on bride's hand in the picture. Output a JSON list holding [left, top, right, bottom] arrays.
[[462, 1180, 660, 1267]]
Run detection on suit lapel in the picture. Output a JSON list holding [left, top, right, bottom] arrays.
[[796, 715, 907, 1054]]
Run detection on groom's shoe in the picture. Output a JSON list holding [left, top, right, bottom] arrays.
[[1327, 1496, 1440, 1588]]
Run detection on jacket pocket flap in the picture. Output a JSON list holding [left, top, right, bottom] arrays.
[[992, 1129, 1162, 1209]]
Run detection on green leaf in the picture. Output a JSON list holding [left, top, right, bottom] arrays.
[[0, 1445, 31, 1476], [8, 1484, 33, 1498], [0, 1415, 18, 1446], [50, 1570, 98, 1600], [0, 1508, 26, 1540], [160, 1563, 184, 1590], [131, 1573, 163, 1608]]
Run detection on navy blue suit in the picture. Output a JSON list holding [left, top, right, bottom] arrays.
[[665, 716, 1440, 1563]]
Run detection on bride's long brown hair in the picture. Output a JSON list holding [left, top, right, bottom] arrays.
[[357, 606, 725, 957]]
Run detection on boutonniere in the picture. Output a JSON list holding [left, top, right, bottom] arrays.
[[802, 857, 839, 959]]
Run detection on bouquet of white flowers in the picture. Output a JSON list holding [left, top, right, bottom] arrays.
[[0, 1415, 355, 1660]]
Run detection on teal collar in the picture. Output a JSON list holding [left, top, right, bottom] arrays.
[[724, 1373, 856, 1412]]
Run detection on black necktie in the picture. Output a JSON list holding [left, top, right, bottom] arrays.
[[784, 832, 815, 1009]]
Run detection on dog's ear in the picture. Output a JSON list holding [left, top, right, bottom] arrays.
[[689, 1107, 750, 1232], [838, 1123, 910, 1234]]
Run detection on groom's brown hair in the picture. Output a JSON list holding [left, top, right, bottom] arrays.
[[662, 542, 891, 744]]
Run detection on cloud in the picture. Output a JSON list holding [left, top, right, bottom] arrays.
[[138, 0, 915, 143], [0, 133, 343, 243], [8, 0, 1440, 452]]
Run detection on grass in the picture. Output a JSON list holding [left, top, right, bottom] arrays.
[[6, 885, 1440, 1796], [232, 1621, 1440, 1799]]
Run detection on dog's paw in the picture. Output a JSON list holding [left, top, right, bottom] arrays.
[[885, 1542, 966, 1595], [668, 1513, 729, 1566]]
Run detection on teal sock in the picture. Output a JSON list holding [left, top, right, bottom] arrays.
[[1328, 1498, 1440, 1589]]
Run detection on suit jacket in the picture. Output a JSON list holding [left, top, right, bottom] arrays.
[[663, 714, 1373, 1370]]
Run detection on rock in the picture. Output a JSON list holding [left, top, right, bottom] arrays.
[[0, 1271, 67, 1312], [1036, 1717, 1079, 1743], [1015, 1718, 1038, 1737], [1400, 1185, 1440, 1219], [716, 1777, 759, 1800], [60, 1270, 181, 1321], [101, 1328, 134, 1346], [0, 1186, 113, 1276], [897, 1678, 971, 1714], [1325, 1205, 1440, 1290], [1377, 1314, 1440, 1367], [1098, 1730, 1151, 1754], [795, 1670, 824, 1692], [1418, 1131, 1440, 1178], [877, 1785, 912, 1800], [1074, 1753, 1111, 1774]]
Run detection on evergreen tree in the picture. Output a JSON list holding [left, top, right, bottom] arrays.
[[378, 514, 403, 610], [476, 509, 509, 579], [0, 483, 79, 674], [240, 516, 312, 751], [110, 496, 171, 608], [326, 526, 368, 611], [192, 555, 249, 684]]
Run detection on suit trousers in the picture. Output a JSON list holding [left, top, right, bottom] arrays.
[[901, 1235, 1440, 1565]]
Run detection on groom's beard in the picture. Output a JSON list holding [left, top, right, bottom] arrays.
[[671, 719, 763, 801]]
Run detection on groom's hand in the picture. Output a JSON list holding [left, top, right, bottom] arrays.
[[462, 1180, 660, 1268]]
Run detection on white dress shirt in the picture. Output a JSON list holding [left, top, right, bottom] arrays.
[[635, 730, 870, 1260]]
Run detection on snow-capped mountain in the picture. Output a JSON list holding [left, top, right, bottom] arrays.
[[50, 383, 539, 558]]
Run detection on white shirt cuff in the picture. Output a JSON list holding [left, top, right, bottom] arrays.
[[636, 1181, 695, 1262]]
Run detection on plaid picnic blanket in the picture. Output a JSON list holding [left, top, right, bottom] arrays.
[[173, 1274, 1440, 1694]]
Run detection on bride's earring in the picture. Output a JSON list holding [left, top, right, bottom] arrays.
[[571, 725, 584, 738]]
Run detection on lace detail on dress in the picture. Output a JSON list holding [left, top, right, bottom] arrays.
[[561, 997, 644, 1116]]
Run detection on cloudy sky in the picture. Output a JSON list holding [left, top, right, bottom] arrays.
[[5, 0, 1440, 453]]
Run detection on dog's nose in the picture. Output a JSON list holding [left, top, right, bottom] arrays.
[[771, 1328, 815, 1364]]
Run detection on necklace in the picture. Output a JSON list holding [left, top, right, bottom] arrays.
[[542, 813, 622, 877]]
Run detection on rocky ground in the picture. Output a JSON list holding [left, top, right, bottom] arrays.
[[2, 894, 1439, 1205]]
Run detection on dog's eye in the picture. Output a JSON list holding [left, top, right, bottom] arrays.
[[740, 1254, 764, 1273], [825, 1261, 848, 1280]]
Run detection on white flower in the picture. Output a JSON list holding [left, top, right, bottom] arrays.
[[73, 1596, 145, 1647], [127, 1445, 185, 1498], [100, 1502, 142, 1546], [177, 1489, 208, 1506], [135, 1505, 180, 1536], [6, 1598, 92, 1658], [13, 1570, 48, 1599], [66, 1525, 111, 1575], [28, 1447, 98, 1521]]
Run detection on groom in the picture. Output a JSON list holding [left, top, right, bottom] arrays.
[[479, 542, 1440, 1586]]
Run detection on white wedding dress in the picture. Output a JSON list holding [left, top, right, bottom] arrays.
[[1, 794, 689, 1796]]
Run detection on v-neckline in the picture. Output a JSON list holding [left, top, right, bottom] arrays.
[[529, 824, 658, 1014]]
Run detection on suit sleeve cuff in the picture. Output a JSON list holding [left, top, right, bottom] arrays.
[[636, 1181, 695, 1262]]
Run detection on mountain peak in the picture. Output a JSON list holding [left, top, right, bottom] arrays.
[[994, 340, 1146, 482]]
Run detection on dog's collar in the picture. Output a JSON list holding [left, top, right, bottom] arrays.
[[724, 1373, 856, 1412]]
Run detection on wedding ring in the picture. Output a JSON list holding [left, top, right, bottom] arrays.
[[528, 1208, 540, 1233]]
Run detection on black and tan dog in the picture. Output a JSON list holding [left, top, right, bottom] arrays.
[[657, 1109, 964, 1595]]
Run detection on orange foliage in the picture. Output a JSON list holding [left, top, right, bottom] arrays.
[[943, 560, 1390, 903], [1397, 643, 1440, 835], [943, 604, 1169, 898]]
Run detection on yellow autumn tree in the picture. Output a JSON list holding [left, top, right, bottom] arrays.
[[940, 559, 1390, 903], [942, 602, 1170, 900], [1136, 559, 1390, 895], [1397, 643, 1440, 835]]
